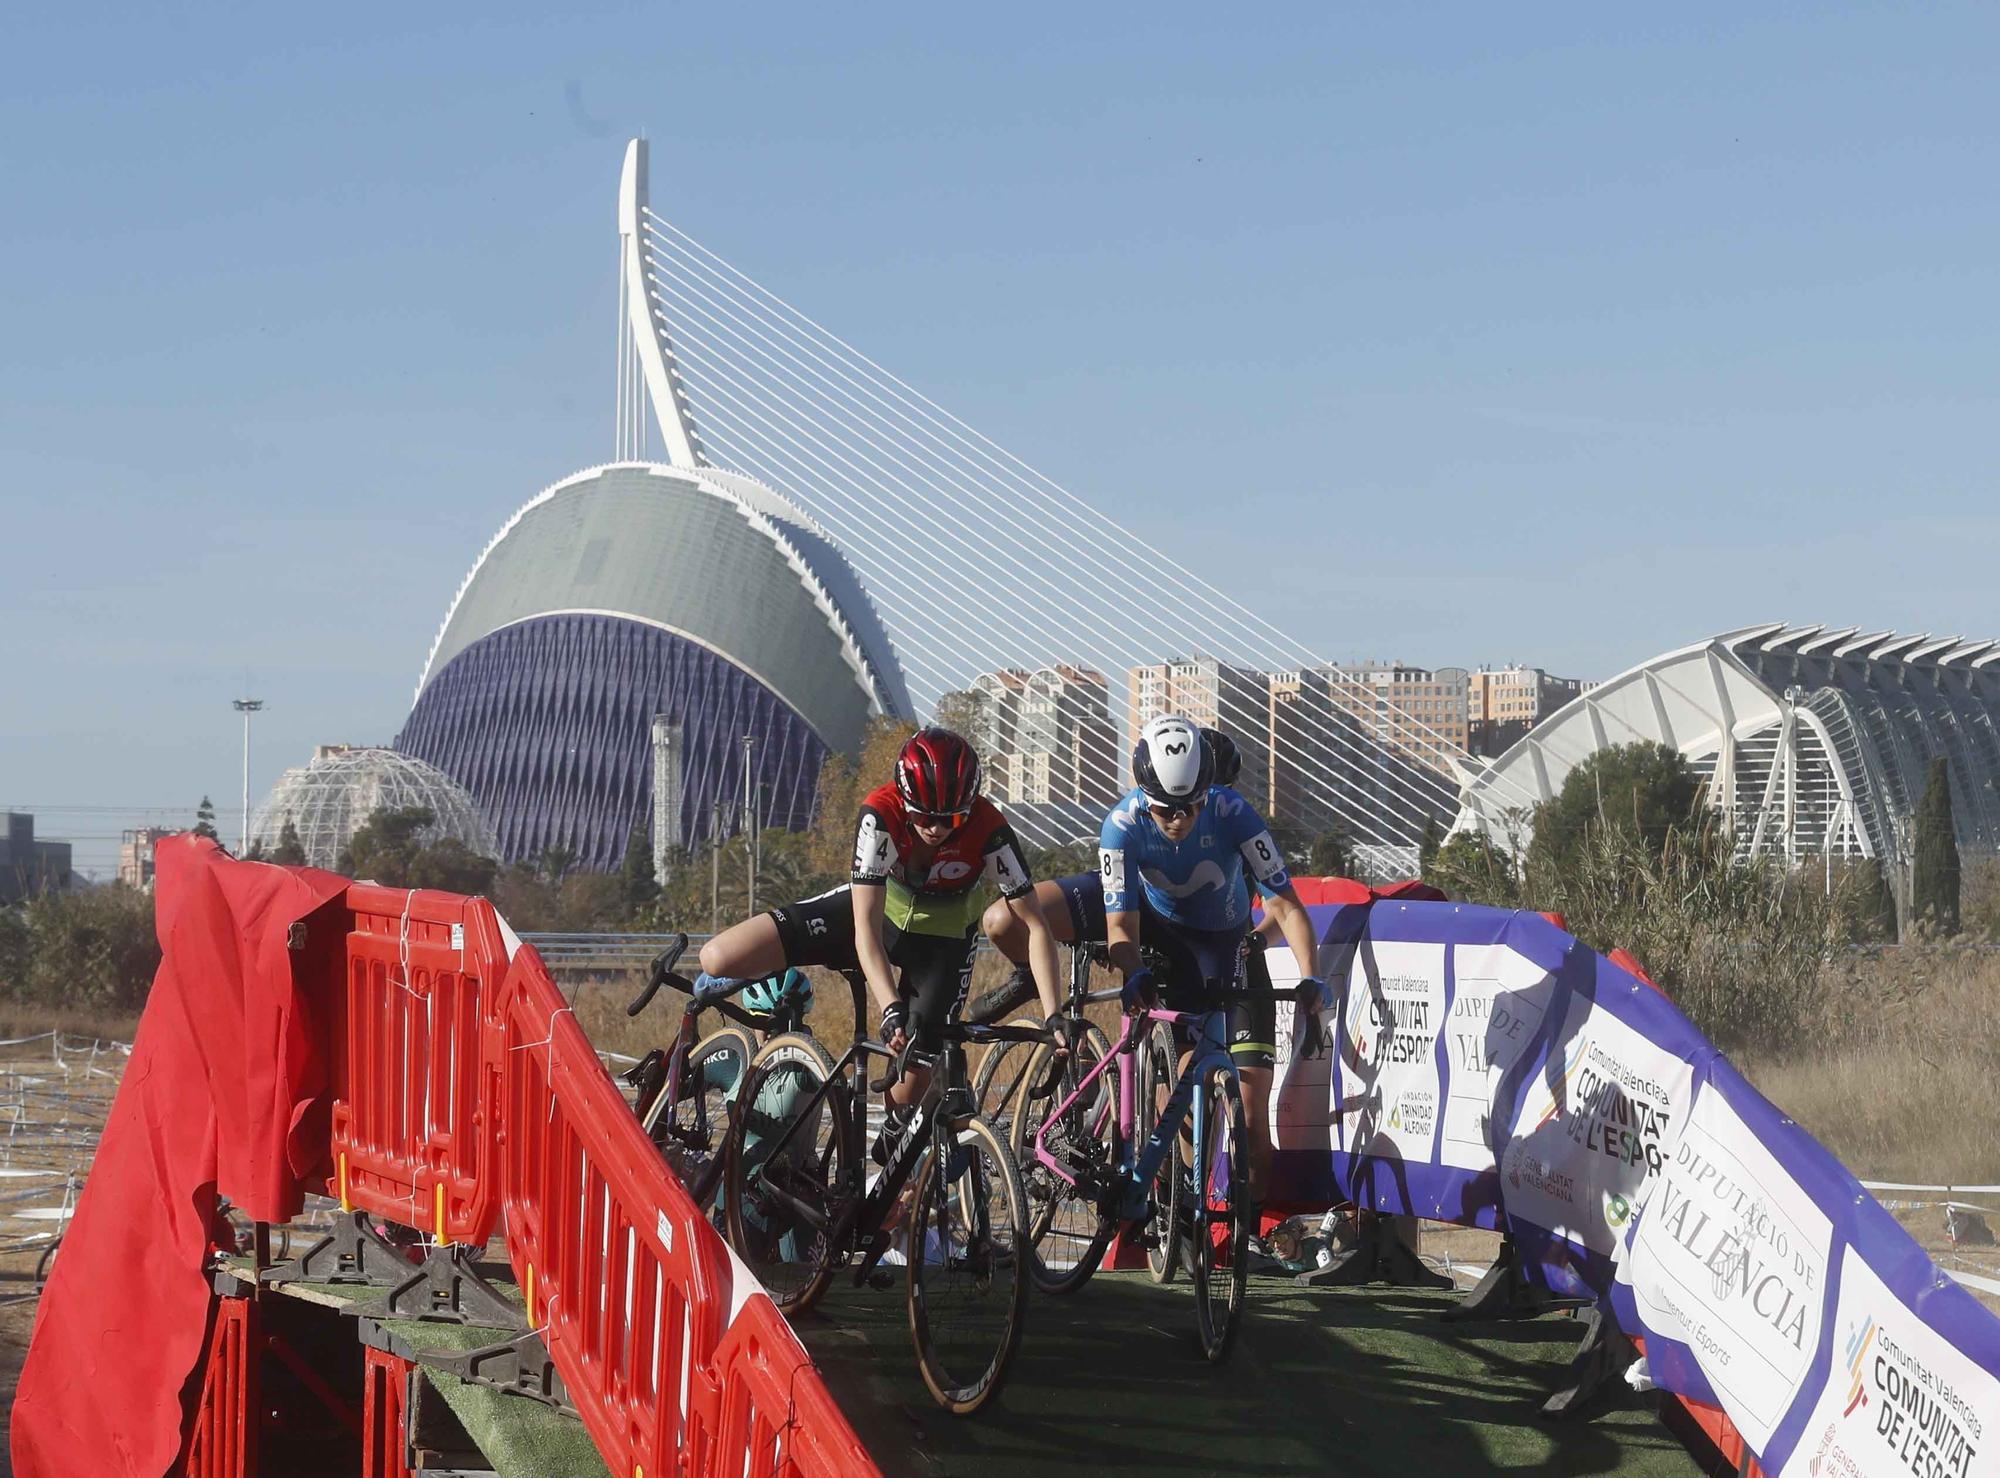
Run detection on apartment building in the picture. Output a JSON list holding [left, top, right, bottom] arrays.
[[1127, 656, 1271, 806], [943, 665, 1120, 808], [1466, 666, 1587, 757]]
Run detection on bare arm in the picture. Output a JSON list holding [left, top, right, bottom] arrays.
[[1106, 908, 1144, 981], [848, 884, 901, 1024], [1262, 884, 1319, 983]]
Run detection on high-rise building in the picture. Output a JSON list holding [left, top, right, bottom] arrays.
[[943, 665, 1118, 808], [1266, 667, 1461, 844], [117, 827, 176, 890], [1323, 662, 1469, 775], [1128, 657, 1271, 807], [1466, 666, 1587, 757]]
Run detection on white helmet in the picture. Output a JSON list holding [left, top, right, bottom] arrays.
[[1132, 714, 1213, 805]]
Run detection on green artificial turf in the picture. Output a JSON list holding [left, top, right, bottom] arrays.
[[374, 1318, 611, 1478], [792, 1272, 1706, 1477]]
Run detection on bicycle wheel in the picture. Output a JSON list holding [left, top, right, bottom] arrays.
[[1137, 1021, 1183, 1284], [723, 1031, 851, 1316], [1011, 1025, 1116, 1295], [969, 1020, 1044, 1136], [907, 1113, 1030, 1415], [646, 1025, 756, 1209], [1190, 1065, 1251, 1362]]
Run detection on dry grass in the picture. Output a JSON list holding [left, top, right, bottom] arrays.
[[0, 1003, 141, 1044], [1736, 948, 2000, 1184]]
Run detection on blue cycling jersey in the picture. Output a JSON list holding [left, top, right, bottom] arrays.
[[1097, 785, 1292, 932]]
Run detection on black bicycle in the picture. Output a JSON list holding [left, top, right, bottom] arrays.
[[722, 969, 1041, 1415], [621, 934, 830, 1213]]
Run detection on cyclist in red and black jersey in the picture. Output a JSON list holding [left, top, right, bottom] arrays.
[[698, 727, 1064, 1120]]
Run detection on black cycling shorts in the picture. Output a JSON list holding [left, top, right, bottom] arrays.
[[1051, 872, 1278, 1070], [769, 886, 972, 1053]]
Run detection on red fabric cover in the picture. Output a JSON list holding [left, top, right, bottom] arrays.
[[11, 837, 349, 1477], [1270, 875, 1448, 907]]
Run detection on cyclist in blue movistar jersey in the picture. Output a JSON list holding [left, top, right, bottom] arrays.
[[982, 715, 1324, 1214]]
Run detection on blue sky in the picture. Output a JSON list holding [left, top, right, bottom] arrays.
[[4, 4, 1995, 872]]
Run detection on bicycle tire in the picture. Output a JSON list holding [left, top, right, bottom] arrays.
[[1011, 1025, 1116, 1295], [906, 1113, 1030, 1415], [969, 1020, 1044, 1135], [1138, 1021, 1183, 1284], [1190, 1065, 1251, 1362], [644, 1025, 756, 1209], [723, 1031, 851, 1316]]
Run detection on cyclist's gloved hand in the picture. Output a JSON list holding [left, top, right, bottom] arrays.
[[1120, 967, 1156, 1013], [1044, 1011, 1072, 1051], [1298, 975, 1334, 1012], [878, 999, 909, 1048]]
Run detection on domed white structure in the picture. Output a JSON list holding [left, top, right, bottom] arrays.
[[391, 138, 910, 871], [248, 746, 498, 872]]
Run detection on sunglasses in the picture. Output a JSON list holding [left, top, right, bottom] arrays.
[[1149, 798, 1205, 822], [910, 807, 972, 830]]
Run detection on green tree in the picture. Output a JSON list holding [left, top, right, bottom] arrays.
[[409, 837, 499, 896], [1026, 841, 1096, 881], [1306, 827, 1354, 879], [192, 796, 219, 842], [1428, 831, 1521, 908], [1528, 741, 1700, 877], [271, 818, 308, 867], [806, 717, 917, 878], [338, 806, 434, 883], [1417, 814, 1442, 879], [1850, 858, 1898, 943], [620, 817, 659, 919], [1911, 756, 1961, 935], [1, 884, 161, 1011]]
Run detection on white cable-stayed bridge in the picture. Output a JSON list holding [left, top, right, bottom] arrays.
[[602, 140, 1543, 860]]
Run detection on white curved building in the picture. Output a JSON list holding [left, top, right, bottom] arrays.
[[396, 462, 909, 869], [393, 138, 911, 870], [1453, 623, 2000, 863], [249, 747, 498, 872]]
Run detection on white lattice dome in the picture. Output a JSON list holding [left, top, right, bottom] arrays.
[[248, 746, 498, 872]]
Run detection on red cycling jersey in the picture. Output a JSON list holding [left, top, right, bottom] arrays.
[[850, 784, 1033, 937]]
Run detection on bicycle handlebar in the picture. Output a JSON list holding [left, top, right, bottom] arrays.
[[627, 933, 691, 1017]]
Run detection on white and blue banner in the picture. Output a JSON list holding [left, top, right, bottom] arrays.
[[1261, 896, 2000, 1477]]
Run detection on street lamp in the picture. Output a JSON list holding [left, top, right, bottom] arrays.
[[232, 698, 264, 854]]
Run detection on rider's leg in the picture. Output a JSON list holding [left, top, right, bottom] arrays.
[[969, 875, 1092, 1023], [884, 934, 974, 1111], [698, 914, 788, 981], [1228, 986, 1279, 1216], [1235, 1064, 1275, 1209], [978, 879, 1079, 961], [702, 887, 855, 986]]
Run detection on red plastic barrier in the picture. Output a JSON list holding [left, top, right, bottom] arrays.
[[363, 1347, 417, 1478], [177, 1297, 255, 1478], [496, 943, 876, 1478], [327, 884, 511, 1244]]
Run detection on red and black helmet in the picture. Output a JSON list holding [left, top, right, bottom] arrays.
[[896, 727, 982, 821]]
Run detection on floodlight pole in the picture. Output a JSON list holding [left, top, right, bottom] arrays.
[[743, 734, 757, 917], [232, 699, 264, 853]]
